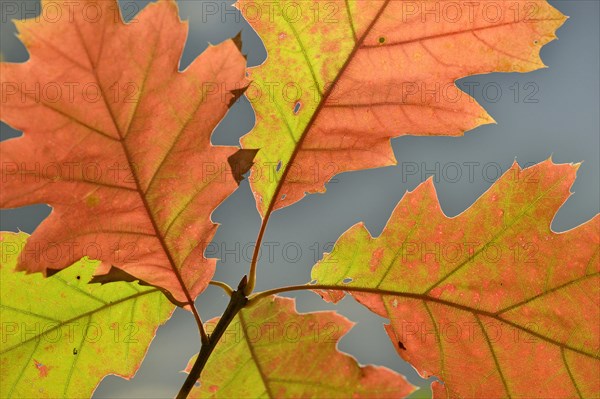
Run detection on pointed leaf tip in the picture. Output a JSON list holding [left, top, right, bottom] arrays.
[[232, 31, 243, 52], [228, 84, 249, 107], [228, 149, 258, 184]]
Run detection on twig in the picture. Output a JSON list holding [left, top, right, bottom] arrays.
[[176, 276, 249, 399]]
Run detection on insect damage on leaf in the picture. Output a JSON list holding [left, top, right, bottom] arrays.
[[311, 160, 600, 398], [0, 0, 254, 305], [238, 0, 567, 216]]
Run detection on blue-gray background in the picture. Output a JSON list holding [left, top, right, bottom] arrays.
[[1, 0, 598, 397]]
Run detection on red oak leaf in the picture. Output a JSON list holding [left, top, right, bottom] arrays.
[[0, 0, 254, 305]]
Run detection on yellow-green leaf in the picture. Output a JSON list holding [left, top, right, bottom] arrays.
[[187, 296, 415, 398], [0, 232, 175, 398]]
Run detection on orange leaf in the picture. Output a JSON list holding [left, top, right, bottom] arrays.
[[239, 0, 567, 216], [0, 0, 253, 305], [187, 296, 416, 398], [312, 160, 600, 398]]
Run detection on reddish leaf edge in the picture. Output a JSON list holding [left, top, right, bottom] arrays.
[[184, 295, 419, 398], [0, 231, 177, 396], [246, 157, 598, 396]]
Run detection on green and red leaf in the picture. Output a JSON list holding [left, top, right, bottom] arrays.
[[312, 160, 600, 398], [239, 0, 566, 216], [0, 0, 254, 305], [186, 296, 415, 398]]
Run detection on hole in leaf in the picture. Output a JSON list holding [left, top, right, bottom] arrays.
[[76, 275, 81, 280], [342, 277, 353, 284], [398, 341, 407, 350], [293, 101, 301, 114], [276, 161, 282, 172], [309, 279, 318, 285]]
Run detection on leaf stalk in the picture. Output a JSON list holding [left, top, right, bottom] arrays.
[[209, 280, 234, 296]]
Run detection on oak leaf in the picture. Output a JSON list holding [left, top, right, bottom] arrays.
[[0, 0, 254, 305], [0, 232, 175, 398], [238, 0, 566, 216], [186, 296, 415, 398], [311, 160, 600, 398]]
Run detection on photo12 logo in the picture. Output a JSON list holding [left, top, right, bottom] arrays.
[[1, 321, 142, 346], [1, 1, 141, 24]]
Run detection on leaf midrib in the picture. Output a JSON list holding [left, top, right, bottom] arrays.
[[262, 0, 392, 217], [311, 279, 600, 360], [238, 310, 275, 398], [261, 4, 565, 217], [0, 289, 159, 354], [71, 12, 195, 305]]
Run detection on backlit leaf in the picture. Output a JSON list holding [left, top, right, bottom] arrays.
[[312, 160, 600, 398], [0, 0, 254, 304], [238, 0, 566, 216], [187, 296, 415, 398], [0, 232, 175, 398]]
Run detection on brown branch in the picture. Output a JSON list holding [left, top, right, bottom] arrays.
[[176, 276, 249, 399]]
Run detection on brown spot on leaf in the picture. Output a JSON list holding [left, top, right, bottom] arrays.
[[228, 149, 259, 184]]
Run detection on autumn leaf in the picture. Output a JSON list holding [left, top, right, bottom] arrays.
[[186, 296, 415, 398], [0, 232, 175, 398], [238, 0, 566, 216], [310, 160, 600, 398], [0, 0, 255, 305]]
